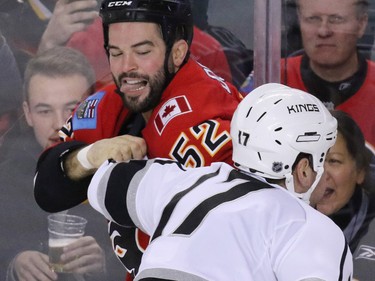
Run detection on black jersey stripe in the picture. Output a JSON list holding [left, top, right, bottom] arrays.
[[151, 167, 222, 242], [173, 179, 272, 235], [152, 167, 273, 240]]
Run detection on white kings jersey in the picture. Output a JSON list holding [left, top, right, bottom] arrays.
[[88, 159, 353, 281]]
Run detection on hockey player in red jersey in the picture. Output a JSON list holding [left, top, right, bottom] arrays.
[[87, 83, 353, 281], [33, 0, 242, 279]]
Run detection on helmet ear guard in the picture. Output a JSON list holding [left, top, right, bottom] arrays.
[[231, 83, 337, 203]]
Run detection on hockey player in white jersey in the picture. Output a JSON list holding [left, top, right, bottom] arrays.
[[88, 83, 353, 281]]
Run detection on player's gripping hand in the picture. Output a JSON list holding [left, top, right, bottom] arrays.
[[86, 135, 147, 167], [13, 251, 57, 281], [66, 135, 147, 180]]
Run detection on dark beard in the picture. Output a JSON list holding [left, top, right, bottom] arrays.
[[115, 68, 166, 113]]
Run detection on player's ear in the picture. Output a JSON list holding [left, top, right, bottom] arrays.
[[171, 39, 189, 69], [293, 158, 314, 193]]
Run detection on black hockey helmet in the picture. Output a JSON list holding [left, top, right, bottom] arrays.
[[100, 0, 194, 51]]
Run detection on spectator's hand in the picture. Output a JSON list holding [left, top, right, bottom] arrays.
[[60, 236, 106, 275], [87, 135, 147, 168], [38, 0, 99, 52], [13, 251, 57, 281]]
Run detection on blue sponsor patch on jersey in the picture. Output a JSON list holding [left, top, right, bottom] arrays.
[[73, 90, 106, 130]]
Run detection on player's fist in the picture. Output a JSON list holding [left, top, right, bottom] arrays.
[[86, 135, 147, 168]]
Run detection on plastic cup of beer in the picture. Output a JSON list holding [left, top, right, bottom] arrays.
[[47, 213, 87, 273]]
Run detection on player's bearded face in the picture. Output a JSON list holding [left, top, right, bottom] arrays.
[[115, 65, 166, 113]]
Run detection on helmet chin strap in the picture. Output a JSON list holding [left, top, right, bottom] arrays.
[[285, 167, 324, 205]]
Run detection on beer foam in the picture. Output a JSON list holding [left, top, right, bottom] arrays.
[[49, 238, 78, 247]]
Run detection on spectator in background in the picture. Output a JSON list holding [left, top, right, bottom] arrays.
[[281, 0, 375, 147], [0, 28, 22, 155], [191, 0, 254, 88], [37, 0, 99, 53], [281, 0, 375, 58], [0, 47, 125, 281], [0, 0, 98, 74], [55, 17, 112, 88], [316, 110, 375, 252], [353, 211, 375, 281]]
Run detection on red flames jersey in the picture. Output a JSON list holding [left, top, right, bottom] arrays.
[[62, 59, 241, 165], [56, 58, 242, 278]]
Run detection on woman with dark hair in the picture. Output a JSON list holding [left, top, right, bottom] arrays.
[[316, 110, 375, 252]]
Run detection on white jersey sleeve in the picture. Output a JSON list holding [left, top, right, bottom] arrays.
[[88, 159, 353, 281]]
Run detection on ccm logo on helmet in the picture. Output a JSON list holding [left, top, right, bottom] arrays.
[[108, 1, 132, 7], [287, 104, 320, 114]]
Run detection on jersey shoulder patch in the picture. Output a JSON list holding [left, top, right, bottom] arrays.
[[73, 90, 106, 130]]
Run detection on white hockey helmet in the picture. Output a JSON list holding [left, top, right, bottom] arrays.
[[231, 83, 337, 202]]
